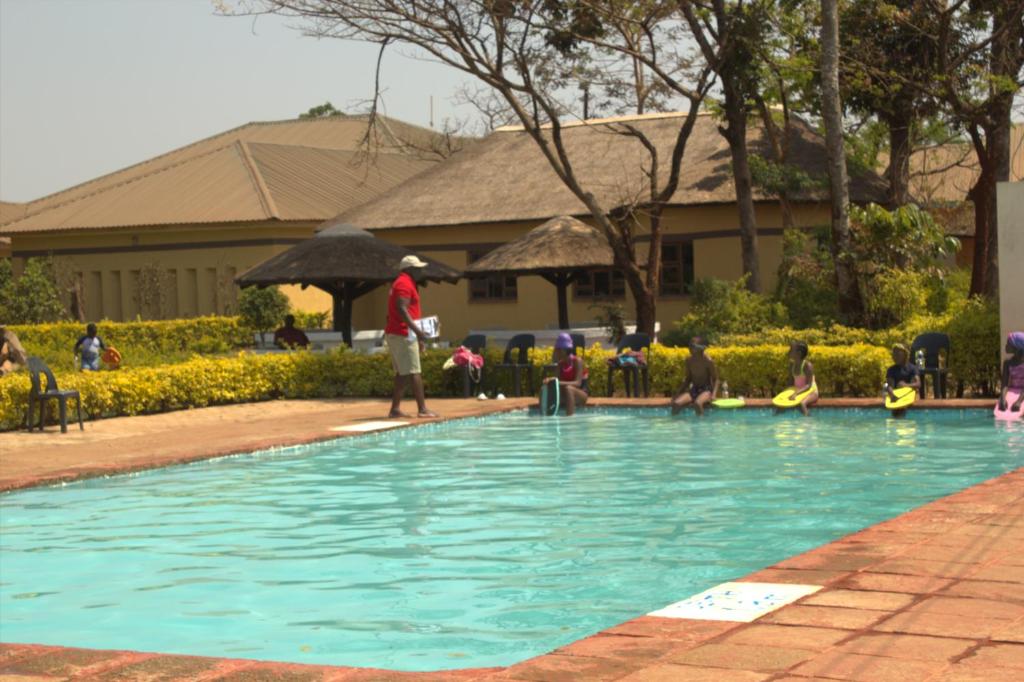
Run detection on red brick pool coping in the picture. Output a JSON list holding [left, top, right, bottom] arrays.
[[2, 398, 1021, 681]]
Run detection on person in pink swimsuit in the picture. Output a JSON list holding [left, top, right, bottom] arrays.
[[999, 332, 1024, 413], [784, 341, 818, 416], [539, 333, 589, 416]]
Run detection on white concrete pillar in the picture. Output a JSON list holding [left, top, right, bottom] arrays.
[[997, 181, 1024, 344]]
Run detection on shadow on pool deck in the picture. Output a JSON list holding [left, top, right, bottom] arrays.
[[1, 397, 1020, 681]]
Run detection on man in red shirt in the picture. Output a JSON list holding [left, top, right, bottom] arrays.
[[386, 255, 438, 418]]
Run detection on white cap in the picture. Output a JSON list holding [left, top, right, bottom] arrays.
[[399, 254, 428, 270]]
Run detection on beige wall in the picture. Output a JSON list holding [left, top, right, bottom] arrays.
[[998, 182, 1024, 346], [9, 222, 334, 322], [9, 201, 831, 336], [354, 202, 830, 342]]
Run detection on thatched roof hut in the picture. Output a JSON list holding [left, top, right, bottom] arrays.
[[237, 221, 460, 345], [465, 216, 615, 328], [339, 112, 888, 231]]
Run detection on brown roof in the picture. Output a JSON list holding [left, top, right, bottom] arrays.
[[0, 202, 23, 250], [906, 124, 1024, 204], [464, 215, 614, 275], [236, 221, 460, 288], [0, 116, 453, 236], [340, 112, 887, 230], [0, 201, 26, 225]]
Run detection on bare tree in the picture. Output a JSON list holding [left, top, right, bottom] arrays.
[[678, 0, 770, 293], [820, 0, 863, 321], [227, 0, 714, 336]]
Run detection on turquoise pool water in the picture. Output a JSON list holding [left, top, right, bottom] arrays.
[[1, 408, 1022, 670]]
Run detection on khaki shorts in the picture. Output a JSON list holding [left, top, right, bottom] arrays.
[[387, 334, 421, 376]]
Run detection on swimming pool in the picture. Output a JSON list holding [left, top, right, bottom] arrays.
[[1, 408, 1021, 671]]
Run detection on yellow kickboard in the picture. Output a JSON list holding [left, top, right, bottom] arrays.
[[772, 387, 815, 409], [885, 386, 917, 410]]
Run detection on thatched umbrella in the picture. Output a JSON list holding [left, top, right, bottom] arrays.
[[236, 221, 460, 346], [464, 216, 615, 329]]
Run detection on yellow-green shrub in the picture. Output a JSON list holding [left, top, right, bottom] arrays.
[[1, 343, 899, 430], [647, 344, 889, 398], [8, 317, 254, 372], [715, 298, 1001, 395]]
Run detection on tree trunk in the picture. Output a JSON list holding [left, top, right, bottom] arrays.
[[886, 111, 912, 207], [967, 171, 992, 297], [630, 280, 657, 339], [819, 0, 863, 322], [722, 81, 761, 293], [985, 116, 1010, 297]]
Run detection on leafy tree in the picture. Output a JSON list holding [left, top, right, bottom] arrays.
[[0, 257, 70, 324], [849, 203, 960, 272], [679, 0, 775, 293], [299, 102, 345, 119], [847, 0, 1024, 296], [238, 286, 290, 345], [840, 0, 941, 207], [819, 0, 863, 323], [663, 275, 787, 345], [229, 0, 716, 338]]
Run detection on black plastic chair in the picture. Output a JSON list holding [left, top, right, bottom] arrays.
[[459, 334, 487, 398], [911, 333, 951, 399], [542, 332, 586, 379], [495, 334, 535, 397], [26, 357, 84, 433], [607, 333, 651, 398]]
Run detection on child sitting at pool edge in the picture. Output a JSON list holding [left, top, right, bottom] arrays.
[[886, 343, 921, 418], [783, 341, 818, 416], [671, 336, 718, 416], [539, 333, 589, 416], [999, 332, 1024, 413]]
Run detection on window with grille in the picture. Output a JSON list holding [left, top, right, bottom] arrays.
[[574, 269, 626, 300], [467, 250, 518, 301], [660, 241, 695, 295]]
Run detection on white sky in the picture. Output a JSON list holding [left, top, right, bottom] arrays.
[[0, 0, 474, 202]]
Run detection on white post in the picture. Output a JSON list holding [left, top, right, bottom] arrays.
[[997, 181, 1024, 345]]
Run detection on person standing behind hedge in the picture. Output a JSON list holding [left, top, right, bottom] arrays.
[[74, 323, 105, 371], [0, 325, 28, 376], [385, 255, 438, 419]]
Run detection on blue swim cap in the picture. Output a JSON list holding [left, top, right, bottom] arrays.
[[555, 333, 574, 350]]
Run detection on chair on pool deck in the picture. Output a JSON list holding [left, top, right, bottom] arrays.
[[911, 333, 950, 399], [607, 333, 651, 398], [459, 334, 487, 398], [495, 334, 535, 397], [26, 357, 84, 433], [542, 333, 585, 379]]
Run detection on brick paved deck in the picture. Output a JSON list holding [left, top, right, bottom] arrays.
[[1, 397, 1020, 681]]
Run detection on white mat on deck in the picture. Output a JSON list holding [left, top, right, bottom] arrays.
[[648, 581, 821, 622], [329, 421, 408, 433]]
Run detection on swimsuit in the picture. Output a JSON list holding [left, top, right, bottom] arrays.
[[558, 356, 590, 393], [793, 359, 817, 393], [689, 384, 713, 400], [1009, 362, 1024, 390]]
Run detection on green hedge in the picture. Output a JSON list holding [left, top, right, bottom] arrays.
[[717, 298, 1001, 395], [1, 344, 894, 430], [8, 317, 253, 372]]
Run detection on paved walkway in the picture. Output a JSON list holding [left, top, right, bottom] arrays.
[[1, 397, 1020, 681]]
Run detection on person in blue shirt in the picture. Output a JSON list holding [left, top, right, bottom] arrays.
[[885, 343, 921, 416], [74, 323, 105, 371]]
